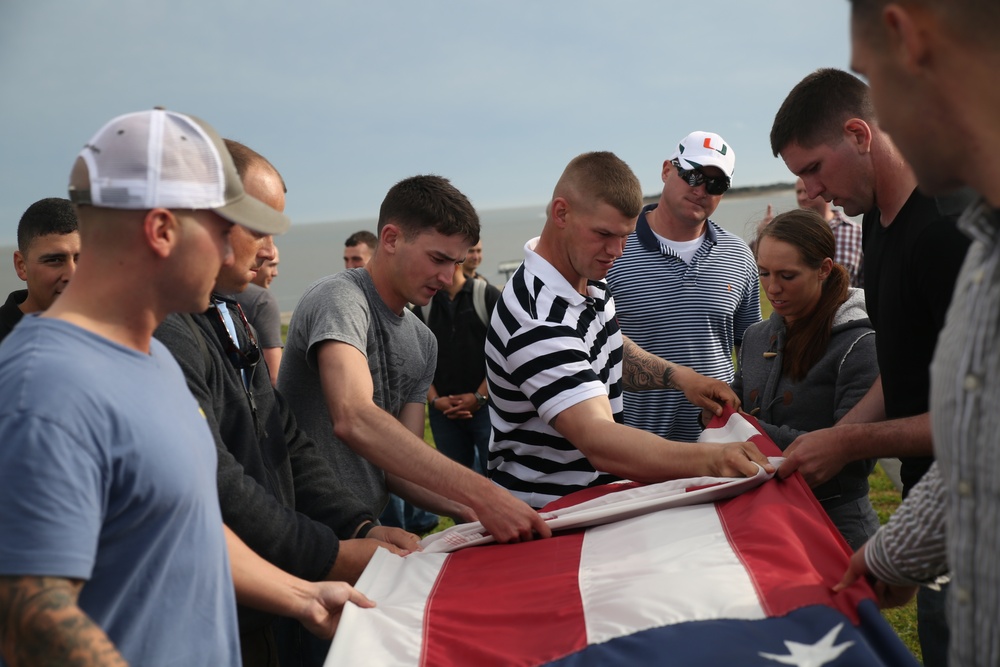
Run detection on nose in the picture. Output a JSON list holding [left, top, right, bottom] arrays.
[[803, 178, 824, 201], [63, 256, 80, 283], [260, 235, 276, 260], [610, 237, 626, 259]]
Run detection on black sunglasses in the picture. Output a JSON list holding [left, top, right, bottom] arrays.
[[671, 160, 731, 196], [209, 300, 261, 371]]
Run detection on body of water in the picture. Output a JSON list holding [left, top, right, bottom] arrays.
[[0, 189, 802, 314]]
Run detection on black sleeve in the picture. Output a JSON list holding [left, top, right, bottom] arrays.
[[155, 313, 368, 581]]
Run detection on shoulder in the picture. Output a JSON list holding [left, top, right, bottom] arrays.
[[709, 223, 755, 258]]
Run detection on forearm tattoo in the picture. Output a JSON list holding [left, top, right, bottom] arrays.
[[0, 576, 127, 667], [621, 337, 675, 392]]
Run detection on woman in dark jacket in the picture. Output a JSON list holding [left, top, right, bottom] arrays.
[[733, 209, 879, 550]]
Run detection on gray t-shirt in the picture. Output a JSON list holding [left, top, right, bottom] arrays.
[[278, 268, 437, 515], [233, 283, 283, 349]]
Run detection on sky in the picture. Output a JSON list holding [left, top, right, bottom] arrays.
[[0, 1, 857, 247]]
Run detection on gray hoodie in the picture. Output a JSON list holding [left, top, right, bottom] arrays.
[[732, 288, 878, 508]]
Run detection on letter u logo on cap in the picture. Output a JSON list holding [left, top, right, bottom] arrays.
[[703, 137, 728, 156]]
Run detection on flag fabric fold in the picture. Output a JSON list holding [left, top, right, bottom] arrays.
[[326, 408, 919, 667]]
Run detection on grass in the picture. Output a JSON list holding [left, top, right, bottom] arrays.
[[869, 463, 921, 661]]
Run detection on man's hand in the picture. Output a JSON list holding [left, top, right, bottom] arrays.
[[777, 427, 848, 487], [327, 539, 409, 585], [671, 365, 739, 418], [368, 525, 422, 552], [474, 485, 552, 543], [704, 441, 774, 478], [440, 393, 475, 420], [833, 543, 918, 609], [295, 581, 375, 640]]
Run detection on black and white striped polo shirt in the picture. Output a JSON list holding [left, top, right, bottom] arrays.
[[486, 238, 623, 509]]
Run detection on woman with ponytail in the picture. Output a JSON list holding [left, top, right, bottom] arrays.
[[734, 209, 879, 550]]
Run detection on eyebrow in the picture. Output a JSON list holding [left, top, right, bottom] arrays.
[[37, 252, 72, 261]]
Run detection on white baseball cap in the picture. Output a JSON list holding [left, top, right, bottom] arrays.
[[68, 108, 289, 235], [670, 131, 736, 183]]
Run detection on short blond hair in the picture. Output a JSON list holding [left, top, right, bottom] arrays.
[[553, 152, 643, 218]]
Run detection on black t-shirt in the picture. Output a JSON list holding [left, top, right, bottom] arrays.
[[863, 188, 971, 495], [414, 278, 501, 396]]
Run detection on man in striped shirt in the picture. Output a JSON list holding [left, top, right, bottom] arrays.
[[832, 2, 1000, 665], [486, 151, 772, 509], [606, 131, 762, 443]]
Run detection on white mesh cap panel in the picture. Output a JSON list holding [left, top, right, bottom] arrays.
[[72, 108, 291, 235], [156, 112, 226, 209], [80, 109, 226, 209]]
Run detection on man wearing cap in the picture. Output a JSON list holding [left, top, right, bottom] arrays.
[[487, 151, 771, 509], [607, 131, 761, 443], [0, 109, 370, 666]]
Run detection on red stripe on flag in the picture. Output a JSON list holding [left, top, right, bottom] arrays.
[[540, 480, 644, 512], [714, 412, 873, 624], [421, 531, 588, 667]]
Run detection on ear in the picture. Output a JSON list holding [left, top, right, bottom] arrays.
[[883, 4, 930, 72], [380, 223, 401, 255], [661, 160, 673, 183], [13, 250, 27, 282], [843, 118, 873, 154], [819, 257, 835, 281], [550, 196, 570, 229], [144, 208, 177, 259]]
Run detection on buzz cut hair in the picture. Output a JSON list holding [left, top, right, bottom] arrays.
[[345, 230, 377, 251], [555, 151, 643, 219], [18, 197, 79, 253]]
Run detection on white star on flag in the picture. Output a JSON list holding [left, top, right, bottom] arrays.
[[759, 622, 855, 667]]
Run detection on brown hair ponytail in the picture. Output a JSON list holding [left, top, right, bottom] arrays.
[[758, 209, 849, 381]]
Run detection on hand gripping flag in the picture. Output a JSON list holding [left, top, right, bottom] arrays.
[[326, 408, 919, 666]]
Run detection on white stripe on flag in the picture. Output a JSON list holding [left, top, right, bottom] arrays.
[[580, 504, 765, 646], [324, 548, 446, 667]]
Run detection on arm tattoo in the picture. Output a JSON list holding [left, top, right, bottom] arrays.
[[621, 336, 675, 392], [0, 576, 127, 667]]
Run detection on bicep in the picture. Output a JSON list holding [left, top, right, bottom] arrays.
[[550, 395, 616, 456], [316, 340, 376, 419]]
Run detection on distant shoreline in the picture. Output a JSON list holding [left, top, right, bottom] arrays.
[[642, 181, 793, 205]]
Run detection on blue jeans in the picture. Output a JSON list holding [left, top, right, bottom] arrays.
[[824, 496, 881, 552], [378, 493, 439, 534], [917, 583, 949, 667], [429, 406, 491, 476]]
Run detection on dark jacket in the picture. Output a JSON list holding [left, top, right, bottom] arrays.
[[0, 290, 27, 344], [155, 298, 374, 631], [733, 289, 878, 509]]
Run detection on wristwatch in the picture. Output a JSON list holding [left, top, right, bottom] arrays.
[[474, 391, 488, 407]]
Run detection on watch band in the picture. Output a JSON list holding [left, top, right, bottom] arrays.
[[474, 391, 488, 407]]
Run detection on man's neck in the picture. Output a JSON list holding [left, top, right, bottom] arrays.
[[43, 274, 158, 353], [648, 199, 707, 242], [872, 141, 919, 227], [364, 261, 406, 315]]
